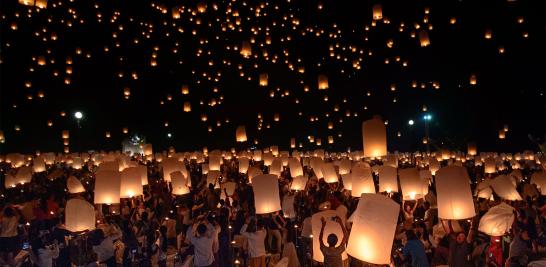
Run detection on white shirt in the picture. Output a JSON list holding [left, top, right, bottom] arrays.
[[93, 236, 117, 262], [240, 224, 266, 258], [37, 246, 59, 267], [190, 234, 215, 267]]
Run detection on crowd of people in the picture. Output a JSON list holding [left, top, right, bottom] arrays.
[[0, 150, 545, 267]]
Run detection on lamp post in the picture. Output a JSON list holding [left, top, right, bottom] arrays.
[[74, 111, 83, 128], [423, 114, 432, 153]]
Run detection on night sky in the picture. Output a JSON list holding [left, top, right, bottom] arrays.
[[0, 0, 544, 153]]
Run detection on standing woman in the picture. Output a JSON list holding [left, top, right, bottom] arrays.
[[0, 206, 20, 266], [154, 226, 168, 267], [240, 217, 267, 267]]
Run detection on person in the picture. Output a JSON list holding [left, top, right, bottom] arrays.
[[267, 212, 284, 253], [319, 216, 347, 267], [485, 236, 503, 267], [162, 214, 177, 247], [442, 219, 474, 267], [91, 229, 121, 267], [240, 217, 267, 267], [507, 228, 534, 267], [398, 230, 430, 267], [31, 238, 59, 267], [0, 206, 20, 266], [403, 199, 418, 222], [190, 223, 215, 267], [154, 226, 168, 267]]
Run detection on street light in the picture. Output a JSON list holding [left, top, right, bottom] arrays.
[[422, 113, 432, 153], [408, 120, 414, 126], [423, 114, 432, 121], [74, 111, 83, 128]]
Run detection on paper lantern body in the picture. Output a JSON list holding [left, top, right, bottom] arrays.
[[208, 155, 222, 171], [338, 159, 352, 175], [467, 143, 477, 156], [490, 175, 522, 201], [252, 174, 281, 214], [15, 166, 32, 185], [259, 73, 268, 86], [33, 157, 46, 173], [143, 144, 153, 156], [65, 199, 95, 232], [484, 157, 496, 174], [531, 172, 546, 195], [67, 176, 85, 194], [94, 170, 121, 204], [236, 126, 247, 142], [311, 210, 348, 262], [170, 171, 190, 195], [310, 158, 324, 179], [399, 168, 424, 200], [282, 195, 296, 219], [362, 118, 387, 158], [290, 175, 308, 191], [351, 166, 376, 197], [436, 166, 476, 220], [321, 163, 338, 183], [346, 194, 399, 265], [247, 166, 263, 183], [419, 30, 430, 47], [289, 158, 303, 178], [239, 157, 250, 173], [317, 75, 329, 90], [136, 165, 148, 185], [378, 166, 398, 193], [342, 174, 352, 191], [372, 4, 382, 20], [270, 158, 283, 176], [120, 168, 144, 198], [162, 158, 184, 182], [478, 203, 514, 236]]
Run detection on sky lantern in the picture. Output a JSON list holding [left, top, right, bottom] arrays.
[[378, 165, 398, 193], [291, 175, 308, 191], [236, 125, 247, 142], [33, 157, 46, 173], [419, 30, 430, 47], [270, 158, 283, 176], [372, 4, 383, 20], [290, 138, 296, 148], [531, 172, 546, 194], [172, 8, 181, 19], [436, 166, 476, 220], [247, 166, 263, 183], [241, 41, 252, 57], [94, 170, 121, 204], [289, 157, 304, 177], [142, 144, 153, 156], [490, 175, 522, 201], [259, 73, 268, 86], [467, 143, 477, 156], [239, 157, 249, 173], [312, 210, 348, 262], [478, 203, 514, 236], [183, 102, 191, 112], [470, 74, 477, 85], [318, 74, 329, 90], [62, 130, 69, 139], [67, 176, 85, 194], [484, 157, 496, 174], [65, 199, 95, 232], [498, 130, 506, 139], [347, 194, 399, 265], [253, 174, 282, 214], [120, 167, 143, 198], [322, 162, 339, 183], [484, 29, 492, 39], [170, 171, 190, 195], [162, 158, 184, 182], [399, 168, 424, 200], [197, 2, 207, 13], [351, 166, 376, 196], [208, 155, 222, 171], [362, 117, 387, 158]]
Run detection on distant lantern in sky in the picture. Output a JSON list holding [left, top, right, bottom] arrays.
[[346, 194, 399, 265], [259, 73, 268, 86], [253, 174, 282, 214], [236, 125, 247, 142], [498, 129, 506, 139], [436, 166, 476, 220], [241, 41, 252, 57], [362, 117, 387, 158], [470, 74, 477, 85], [372, 4, 383, 20], [181, 85, 189, 95], [419, 30, 430, 47], [318, 75, 329, 90], [62, 130, 69, 139], [484, 29, 492, 39], [290, 138, 296, 148], [183, 102, 191, 112], [274, 113, 280, 122], [467, 143, 477, 156]]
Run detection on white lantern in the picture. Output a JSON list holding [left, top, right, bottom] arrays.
[[311, 210, 348, 262], [269, 158, 283, 176], [347, 194, 399, 265], [478, 203, 514, 236], [378, 165, 398, 193], [15, 166, 32, 185], [436, 166, 476, 220], [136, 165, 148, 186], [143, 144, 153, 156], [372, 4, 382, 20], [310, 158, 324, 179], [289, 158, 303, 177], [290, 175, 308, 191], [351, 166, 376, 197], [399, 168, 424, 200], [67, 176, 85, 194], [98, 161, 119, 172], [484, 157, 496, 174], [239, 157, 250, 173], [531, 172, 546, 194], [282, 195, 296, 219], [162, 158, 184, 182], [120, 168, 144, 198], [252, 174, 281, 214], [170, 171, 190, 195], [65, 199, 95, 232], [428, 158, 440, 175], [362, 117, 387, 158], [236, 125, 247, 142], [321, 163, 339, 183], [94, 170, 121, 204], [490, 175, 522, 201], [338, 159, 352, 175], [33, 157, 46, 173]]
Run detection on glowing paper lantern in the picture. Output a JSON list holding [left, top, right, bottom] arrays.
[[263, 152, 273, 166], [259, 73, 268, 86], [531, 172, 546, 194], [436, 166, 476, 220], [419, 31, 430, 47], [67, 176, 85, 194], [120, 168, 143, 198], [143, 144, 153, 156], [239, 157, 249, 173], [247, 166, 263, 183], [236, 125, 247, 142], [467, 143, 477, 156], [399, 168, 424, 200], [183, 102, 191, 112], [282, 195, 296, 219], [94, 170, 121, 204], [135, 165, 148, 185], [347, 194, 399, 265], [62, 130, 69, 139], [351, 166, 376, 197], [252, 174, 281, 214], [269, 158, 283, 176], [33, 157, 46, 173], [65, 199, 95, 232], [162, 158, 184, 182], [170, 171, 190, 195], [241, 41, 252, 57], [490, 175, 522, 201], [318, 75, 329, 90], [342, 174, 353, 191], [372, 4, 382, 20], [470, 74, 477, 85], [478, 203, 514, 236], [498, 130, 506, 139], [321, 163, 339, 183], [338, 159, 352, 175], [378, 165, 398, 193], [362, 117, 387, 158], [311, 210, 348, 262], [484, 157, 496, 174], [289, 158, 303, 177], [291, 175, 308, 191]]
